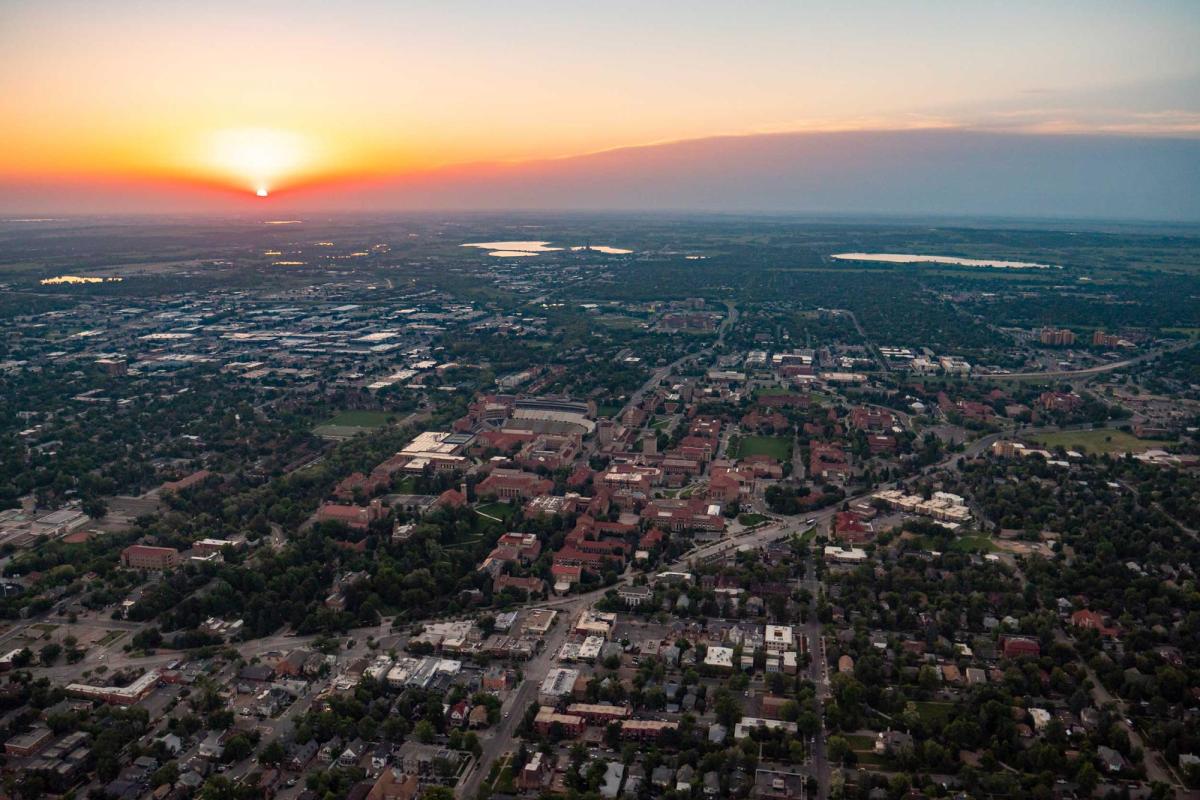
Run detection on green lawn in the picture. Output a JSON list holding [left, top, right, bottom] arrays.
[[853, 752, 887, 767], [730, 435, 792, 461], [1029, 429, 1172, 455], [97, 630, 126, 647], [951, 534, 995, 553], [738, 513, 768, 527], [475, 501, 517, 521], [392, 476, 419, 494], [323, 410, 392, 428], [313, 409, 393, 439], [913, 701, 954, 725], [597, 404, 622, 418]]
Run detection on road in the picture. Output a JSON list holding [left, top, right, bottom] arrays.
[[978, 339, 1194, 382], [457, 592, 595, 799], [841, 309, 888, 374], [619, 302, 737, 420]]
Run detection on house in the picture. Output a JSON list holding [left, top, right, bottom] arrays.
[[754, 768, 807, 800], [1097, 745, 1127, 774], [617, 585, 653, 607], [238, 664, 275, 683], [339, 739, 365, 767], [601, 762, 625, 799], [198, 731, 225, 760], [1001, 636, 1041, 659], [288, 740, 318, 771], [468, 705, 490, 729], [367, 769, 419, 800], [447, 701, 471, 728], [1070, 609, 1119, 638], [874, 730, 913, 755]]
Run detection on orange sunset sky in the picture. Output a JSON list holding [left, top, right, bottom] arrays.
[[1, 0, 1198, 210]]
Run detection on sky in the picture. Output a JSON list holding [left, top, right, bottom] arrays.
[[1, 0, 1199, 216]]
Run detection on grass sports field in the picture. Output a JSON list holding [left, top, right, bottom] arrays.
[[1029, 428, 1171, 455], [730, 435, 792, 460], [312, 409, 393, 439]]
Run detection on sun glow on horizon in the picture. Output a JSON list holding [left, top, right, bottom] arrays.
[[197, 128, 315, 194]]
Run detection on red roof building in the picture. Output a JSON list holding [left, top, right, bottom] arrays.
[[493, 575, 545, 597], [435, 488, 467, 508], [121, 545, 180, 570], [810, 442, 851, 481], [315, 499, 385, 531], [1070, 609, 1119, 638], [641, 497, 726, 533], [476, 468, 554, 500], [160, 470, 212, 494], [1001, 636, 1041, 659]]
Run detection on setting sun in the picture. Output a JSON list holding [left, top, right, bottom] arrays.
[[200, 127, 314, 195]]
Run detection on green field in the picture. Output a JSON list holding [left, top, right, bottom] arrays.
[[475, 501, 517, 521], [730, 435, 792, 461], [1029, 429, 1171, 455], [950, 534, 995, 553], [324, 410, 392, 428], [738, 513, 768, 527], [1163, 327, 1200, 339], [313, 410, 393, 439], [913, 701, 954, 725]]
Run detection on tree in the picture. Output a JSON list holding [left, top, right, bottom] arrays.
[[39, 643, 62, 666], [258, 740, 285, 766], [221, 734, 254, 763], [1075, 761, 1099, 796], [83, 496, 108, 519], [827, 735, 850, 765], [414, 720, 435, 743]]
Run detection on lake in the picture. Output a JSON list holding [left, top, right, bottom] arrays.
[[831, 252, 1058, 269], [462, 241, 632, 256]]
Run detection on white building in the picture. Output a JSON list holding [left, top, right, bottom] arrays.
[[704, 646, 735, 670], [764, 625, 794, 653]]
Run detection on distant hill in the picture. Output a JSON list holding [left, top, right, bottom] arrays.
[[296, 129, 1200, 221], [4, 129, 1199, 220]]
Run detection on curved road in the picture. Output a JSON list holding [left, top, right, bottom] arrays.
[[980, 340, 1194, 382]]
